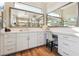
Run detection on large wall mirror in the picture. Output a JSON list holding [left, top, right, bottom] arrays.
[[0, 12, 3, 28], [47, 3, 78, 27], [9, 7, 44, 28], [47, 9, 63, 27]]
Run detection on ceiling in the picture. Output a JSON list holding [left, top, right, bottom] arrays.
[[22, 2, 69, 13]]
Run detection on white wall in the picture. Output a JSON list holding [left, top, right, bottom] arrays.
[[3, 2, 14, 28]]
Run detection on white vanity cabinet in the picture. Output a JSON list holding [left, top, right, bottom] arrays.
[[3, 33, 17, 55], [0, 33, 4, 55], [29, 32, 38, 48], [37, 31, 45, 46], [16, 32, 29, 51], [0, 28, 46, 55], [58, 34, 79, 56]]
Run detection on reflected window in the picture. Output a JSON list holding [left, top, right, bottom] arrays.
[[47, 3, 77, 27], [48, 13, 60, 17], [10, 8, 44, 28], [62, 3, 78, 26], [14, 2, 42, 13], [47, 16, 63, 27], [0, 2, 4, 11]]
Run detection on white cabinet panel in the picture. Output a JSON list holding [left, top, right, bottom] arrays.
[[17, 32, 29, 51], [37, 31, 45, 46], [4, 45, 16, 55], [0, 33, 4, 55], [29, 32, 38, 48], [0, 30, 45, 55], [3, 33, 16, 55], [58, 34, 79, 56]]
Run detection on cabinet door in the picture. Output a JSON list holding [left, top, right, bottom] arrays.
[[17, 32, 29, 51], [22, 33, 29, 50], [29, 32, 38, 48], [37, 31, 45, 46]]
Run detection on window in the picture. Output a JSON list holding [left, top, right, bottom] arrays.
[[0, 2, 4, 11], [47, 16, 63, 27], [14, 2, 42, 13], [62, 3, 78, 27], [48, 13, 60, 17], [0, 12, 3, 28], [47, 3, 78, 27], [47, 9, 63, 27]]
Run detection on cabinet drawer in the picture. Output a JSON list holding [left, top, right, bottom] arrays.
[[4, 44, 16, 48], [59, 38, 79, 50], [58, 48, 70, 56], [0, 48, 3, 55], [38, 42, 45, 46], [58, 45, 73, 56], [4, 47, 16, 54], [4, 39, 16, 45], [4, 44, 16, 54], [59, 34, 79, 43], [4, 33, 16, 38], [17, 33, 28, 37], [4, 42, 16, 46], [58, 44, 79, 56]]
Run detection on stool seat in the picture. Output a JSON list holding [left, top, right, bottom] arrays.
[[46, 39, 58, 51]]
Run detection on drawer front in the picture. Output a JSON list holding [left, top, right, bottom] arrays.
[[0, 48, 4, 55], [37, 40, 45, 46], [37, 32, 45, 46], [4, 45, 16, 54], [58, 44, 75, 56], [58, 44, 79, 56], [4, 33, 16, 39], [58, 40, 70, 48], [59, 37, 79, 51], [58, 34, 79, 56], [58, 48, 70, 56], [17, 33, 28, 37], [4, 39, 16, 45], [58, 34, 79, 44]]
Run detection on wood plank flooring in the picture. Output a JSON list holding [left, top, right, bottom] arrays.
[[16, 46, 59, 56]]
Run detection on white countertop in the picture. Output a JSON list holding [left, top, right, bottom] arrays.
[[1, 27, 79, 37], [0, 28, 45, 33], [49, 27, 79, 37]]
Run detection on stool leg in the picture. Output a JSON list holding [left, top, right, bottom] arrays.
[[50, 44, 53, 51], [46, 39, 48, 47], [50, 41, 54, 51]]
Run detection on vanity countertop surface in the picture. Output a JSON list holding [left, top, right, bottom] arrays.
[[0, 28, 45, 33], [50, 27, 79, 37]]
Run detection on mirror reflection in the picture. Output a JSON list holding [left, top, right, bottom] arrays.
[[10, 8, 44, 28]]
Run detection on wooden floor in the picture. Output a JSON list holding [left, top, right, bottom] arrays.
[[16, 46, 59, 56]]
